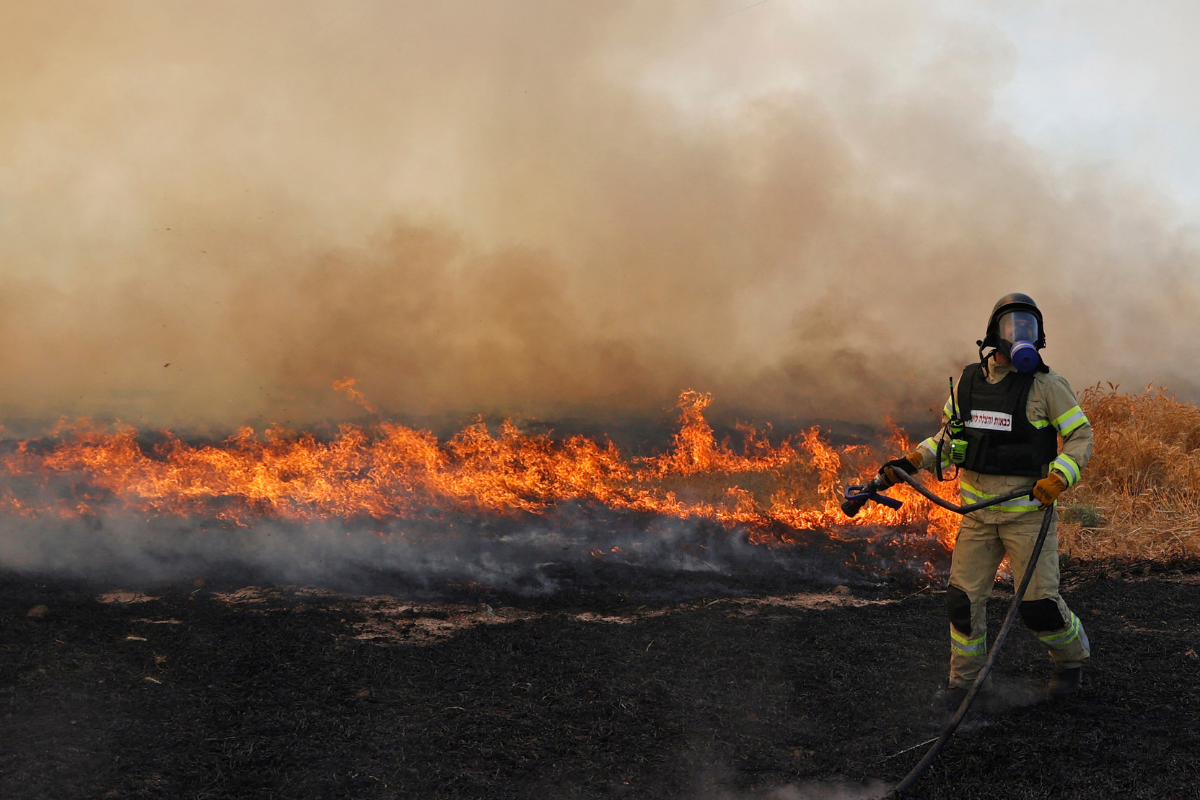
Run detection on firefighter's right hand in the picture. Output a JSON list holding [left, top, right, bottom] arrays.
[[879, 450, 923, 487]]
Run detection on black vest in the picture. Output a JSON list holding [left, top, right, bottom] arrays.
[[954, 363, 1059, 478]]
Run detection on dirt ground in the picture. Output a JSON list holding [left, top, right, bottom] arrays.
[[2, 561, 1199, 800]]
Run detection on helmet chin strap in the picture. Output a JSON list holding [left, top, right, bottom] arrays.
[[976, 341, 1011, 379]]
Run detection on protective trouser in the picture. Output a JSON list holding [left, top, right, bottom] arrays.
[[945, 506, 1090, 688]]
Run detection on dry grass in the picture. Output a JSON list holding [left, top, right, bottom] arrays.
[[1059, 384, 1200, 562]]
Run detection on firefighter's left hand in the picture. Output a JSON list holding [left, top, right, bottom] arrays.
[[1032, 473, 1067, 508], [879, 450, 923, 487]]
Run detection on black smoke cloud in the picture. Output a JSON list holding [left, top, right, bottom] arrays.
[[0, 0, 1196, 433]]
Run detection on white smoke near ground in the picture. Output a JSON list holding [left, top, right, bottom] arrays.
[[706, 778, 892, 800], [0, 510, 928, 597], [0, 1, 1197, 435]]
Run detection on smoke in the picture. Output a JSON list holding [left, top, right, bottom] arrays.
[[1, 0, 1197, 433], [0, 508, 938, 599], [708, 781, 892, 800]]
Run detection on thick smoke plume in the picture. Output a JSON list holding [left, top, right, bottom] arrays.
[[1, 1, 1197, 433]]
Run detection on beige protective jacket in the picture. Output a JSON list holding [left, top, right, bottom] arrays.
[[913, 359, 1093, 523]]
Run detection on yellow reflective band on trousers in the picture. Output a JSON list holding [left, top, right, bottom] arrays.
[[1051, 453, 1081, 487], [1052, 405, 1089, 436], [1038, 612, 1083, 649], [960, 480, 1042, 513], [950, 625, 986, 657]]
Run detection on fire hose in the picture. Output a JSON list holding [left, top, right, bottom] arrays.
[[841, 469, 1055, 799]]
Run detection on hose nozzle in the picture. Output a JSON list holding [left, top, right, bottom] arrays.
[[841, 474, 903, 517]]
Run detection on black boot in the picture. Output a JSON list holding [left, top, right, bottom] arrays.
[[1047, 667, 1082, 699]]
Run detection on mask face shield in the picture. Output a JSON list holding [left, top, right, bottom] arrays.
[[996, 310, 1041, 372]]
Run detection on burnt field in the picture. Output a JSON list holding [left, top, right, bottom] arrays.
[[3, 557, 1199, 800]]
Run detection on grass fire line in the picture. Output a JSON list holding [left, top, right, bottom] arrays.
[[0, 383, 1195, 567]]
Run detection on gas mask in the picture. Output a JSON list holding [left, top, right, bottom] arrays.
[[996, 310, 1041, 373]]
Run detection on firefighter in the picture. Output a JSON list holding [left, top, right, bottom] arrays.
[[880, 293, 1093, 706]]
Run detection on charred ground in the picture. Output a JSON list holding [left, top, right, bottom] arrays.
[[3, 560, 1199, 800]]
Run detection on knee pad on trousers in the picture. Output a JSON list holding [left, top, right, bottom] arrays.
[[946, 584, 972, 635], [1019, 598, 1065, 632]]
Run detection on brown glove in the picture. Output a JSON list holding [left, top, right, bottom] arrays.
[[880, 450, 924, 487], [1032, 472, 1068, 508]]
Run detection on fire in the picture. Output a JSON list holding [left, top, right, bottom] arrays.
[[332, 377, 377, 414], [0, 388, 960, 547]]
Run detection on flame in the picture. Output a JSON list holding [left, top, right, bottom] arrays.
[[0, 388, 959, 550], [332, 377, 377, 414]]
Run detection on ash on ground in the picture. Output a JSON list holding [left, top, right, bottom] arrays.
[[3, 566, 1198, 799]]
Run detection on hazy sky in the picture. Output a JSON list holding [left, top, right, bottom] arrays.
[[0, 1, 1196, 432], [996, 1, 1200, 209]]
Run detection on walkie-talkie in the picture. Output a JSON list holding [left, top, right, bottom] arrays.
[[947, 376, 968, 465]]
